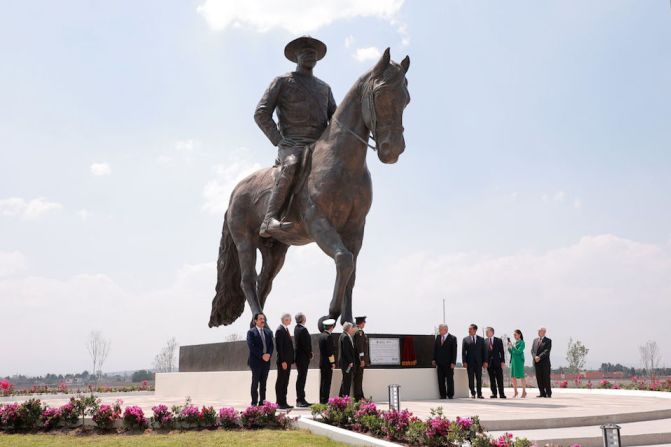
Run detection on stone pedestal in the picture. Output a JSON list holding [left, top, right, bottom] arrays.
[[163, 335, 471, 403], [179, 333, 436, 372]]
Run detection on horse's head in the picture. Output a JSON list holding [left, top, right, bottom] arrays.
[[362, 48, 411, 164]]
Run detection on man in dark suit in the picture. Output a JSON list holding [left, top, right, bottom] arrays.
[[462, 323, 488, 398], [246, 312, 274, 406], [352, 316, 370, 401], [432, 324, 457, 399], [339, 322, 356, 397], [274, 313, 294, 409], [485, 327, 506, 398], [318, 318, 337, 404], [531, 327, 552, 398], [293, 312, 313, 407]]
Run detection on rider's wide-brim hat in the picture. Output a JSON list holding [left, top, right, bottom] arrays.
[[284, 36, 327, 63]]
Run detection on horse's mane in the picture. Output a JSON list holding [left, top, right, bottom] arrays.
[[332, 60, 407, 123]]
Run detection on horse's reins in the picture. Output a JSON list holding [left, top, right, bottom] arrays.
[[334, 117, 378, 151]]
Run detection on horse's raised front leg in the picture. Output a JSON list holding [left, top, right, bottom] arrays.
[[308, 217, 355, 326], [236, 240, 262, 319], [257, 241, 289, 309]]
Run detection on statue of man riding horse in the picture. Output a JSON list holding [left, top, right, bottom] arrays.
[[209, 36, 410, 330]]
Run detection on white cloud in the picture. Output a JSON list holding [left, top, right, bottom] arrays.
[[197, 0, 404, 34], [158, 139, 200, 165], [541, 190, 583, 209], [77, 209, 90, 221], [1, 234, 670, 375], [0, 251, 27, 277], [202, 148, 262, 216], [175, 139, 196, 153], [0, 261, 224, 376], [345, 35, 355, 48], [394, 20, 410, 47], [0, 197, 63, 219], [353, 46, 382, 62], [90, 162, 111, 176]]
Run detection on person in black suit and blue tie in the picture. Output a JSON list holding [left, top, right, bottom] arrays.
[[462, 323, 488, 398], [246, 312, 274, 406], [485, 326, 506, 399], [432, 324, 457, 399]]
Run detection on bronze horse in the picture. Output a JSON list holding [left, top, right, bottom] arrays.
[[209, 48, 410, 329]]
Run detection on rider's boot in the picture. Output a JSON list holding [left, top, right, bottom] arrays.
[[259, 165, 295, 238]]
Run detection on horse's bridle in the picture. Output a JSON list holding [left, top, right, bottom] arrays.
[[334, 75, 405, 152]]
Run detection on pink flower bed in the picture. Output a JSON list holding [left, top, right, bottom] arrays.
[[0, 398, 295, 433]]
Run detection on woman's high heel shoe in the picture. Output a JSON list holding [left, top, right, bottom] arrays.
[[521, 391, 527, 398]]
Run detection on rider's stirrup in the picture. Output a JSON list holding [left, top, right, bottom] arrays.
[[259, 218, 293, 238]]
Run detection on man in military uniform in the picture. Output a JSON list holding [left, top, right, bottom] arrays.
[[318, 318, 337, 404], [254, 36, 337, 238], [352, 316, 370, 400]]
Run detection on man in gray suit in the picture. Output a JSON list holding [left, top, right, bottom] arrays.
[[531, 327, 552, 398], [462, 323, 488, 398]]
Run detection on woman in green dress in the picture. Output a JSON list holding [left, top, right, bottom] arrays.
[[507, 329, 527, 398]]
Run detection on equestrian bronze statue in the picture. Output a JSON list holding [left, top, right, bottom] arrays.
[[209, 39, 411, 330]]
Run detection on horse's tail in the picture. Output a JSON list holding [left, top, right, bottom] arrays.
[[208, 211, 245, 327]]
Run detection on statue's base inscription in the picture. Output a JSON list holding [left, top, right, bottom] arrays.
[[369, 337, 401, 366]]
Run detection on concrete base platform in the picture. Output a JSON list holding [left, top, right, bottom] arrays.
[[155, 367, 470, 403]]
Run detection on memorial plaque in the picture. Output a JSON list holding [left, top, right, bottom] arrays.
[[369, 337, 401, 365]]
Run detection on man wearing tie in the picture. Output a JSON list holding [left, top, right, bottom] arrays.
[[485, 327, 507, 399], [462, 323, 488, 398], [274, 313, 295, 409], [318, 318, 337, 404], [339, 322, 356, 397], [531, 327, 553, 398], [432, 324, 457, 399], [293, 312, 313, 407], [246, 312, 274, 406]]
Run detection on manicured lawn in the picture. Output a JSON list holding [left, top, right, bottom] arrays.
[[0, 429, 347, 447]]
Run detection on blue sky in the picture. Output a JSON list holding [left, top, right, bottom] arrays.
[[1, 1, 670, 375]]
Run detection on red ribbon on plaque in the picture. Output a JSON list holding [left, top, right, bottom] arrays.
[[401, 336, 417, 366]]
